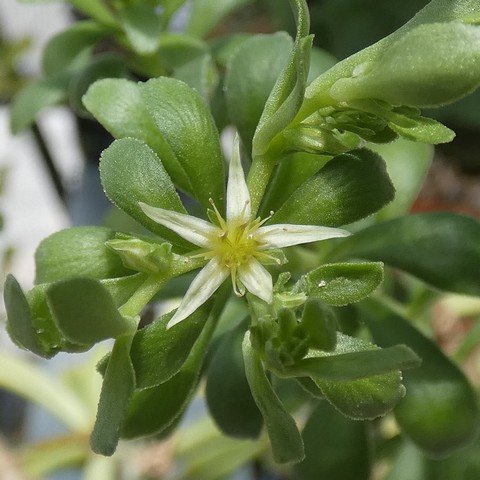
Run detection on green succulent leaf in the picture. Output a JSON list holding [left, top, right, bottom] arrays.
[[225, 33, 293, 152], [303, 262, 384, 306], [311, 333, 409, 420], [330, 23, 480, 108], [99, 138, 190, 247], [299, 299, 337, 351], [253, 0, 312, 158], [140, 78, 225, 209], [129, 302, 212, 389], [330, 213, 480, 296], [307, 47, 337, 84], [10, 75, 68, 133], [122, 305, 219, 439], [35, 226, 132, 285], [68, 0, 117, 27], [42, 21, 107, 77], [369, 139, 433, 220], [90, 333, 135, 456], [46, 278, 134, 346], [364, 300, 480, 457], [83, 78, 192, 193], [270, 148, 394, 227], [186, 0, 254, 38], [118, 4, 163, 55], [243, 331, 304, 464], [68, 53, 126, 117], [295, 401, 371, 480], [4, 275, 48, 357], [206, 319, 263, 439], [260, 152, 330, 215]]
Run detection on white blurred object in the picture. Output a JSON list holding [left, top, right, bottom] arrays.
[[0, 0, 72, 76]]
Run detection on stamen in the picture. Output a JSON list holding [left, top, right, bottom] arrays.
[[209, 198, 227, 230]]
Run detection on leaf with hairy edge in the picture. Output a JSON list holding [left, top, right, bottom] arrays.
[[303, 262, 384, 306], [99, 138, 191, 248], [121, 295, 223, 439], [90, 334, 135, 456], [47, 278, 133, 346], [35, 227, 132, 285], [83, 79, 192, 193], [330, 213, 480, 296], [363, 300, 480, 458], [270, 149, 394, 227], [311, 333, 409, 420], [140, 78, 226, 210], [243, 331, 304, 464], [130, 301, 213, 389]]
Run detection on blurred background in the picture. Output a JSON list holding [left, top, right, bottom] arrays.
[[0, 0, 479, 479]]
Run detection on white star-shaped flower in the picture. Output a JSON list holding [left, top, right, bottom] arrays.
[[140, 136, 350, 328]]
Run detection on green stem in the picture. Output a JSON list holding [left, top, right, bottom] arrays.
[[118, 275, 166, 319], [247, 159, 275, 217]]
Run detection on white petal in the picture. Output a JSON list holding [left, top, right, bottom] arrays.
[[226, 134, 251, 223], [167, 258, 229, 328], [139, 202, 218, 248], [257, 224, 351, 249], [238, 259, 273, 304]]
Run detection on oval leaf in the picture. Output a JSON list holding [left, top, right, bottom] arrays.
[[270, 149, 394, 227], [363, 300, 480, 457], [331, 213, 480, 296]]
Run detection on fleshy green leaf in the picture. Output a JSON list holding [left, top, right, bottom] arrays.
[[90, 333, 135, 456], [99, 138, 190, 247], [295, 401, 371, 480], [260, 152, 330, 215], [252, 0, 312, 158], [83, 78, 192, 193], [307, 47, 337, 84], [363, 300, 480, 457], [330, 213, 480, 296], [242, 331, 304, 464], [129, 302, 212, 389], [4, 275, 47, 357], [369, 139, 433, 220], [122, 305, 220, 439], [46, 278, 133, 345], [311, 333, 408, 420], [330, 23, 480, 108], [300, 299, 337, 351], [118, 4, 162, 55], [186, 0, 254, 38], [388, 115, 455, 144], [225, 32, 293, 151], [303, 262, 384, 306], [270, 148, 394, 227], [139, 78, 225, 210], [35, 226, 132, 285], [10, 75, 68, 134], [68, 0, 117, 27], [68, 53, 126, 117], [42, 21, 107, 77], [206, 319, 263, 439]]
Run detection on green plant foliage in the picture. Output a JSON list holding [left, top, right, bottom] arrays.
[[310, 333, 411, 420], [35, 227, 132, 284], [364, 300, 480, 458], [299, 299, 337, 351], [46, 278, 133, 345], [270, 149, 395, 227], [226, 33, 293, 151], [330, 23, 480, 107], [331, 213, 480, 296], [206, 319, 263, 439], [243, 332, 305, 464], [303, 262, 384, 306], [295, 401, 371, 480]]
